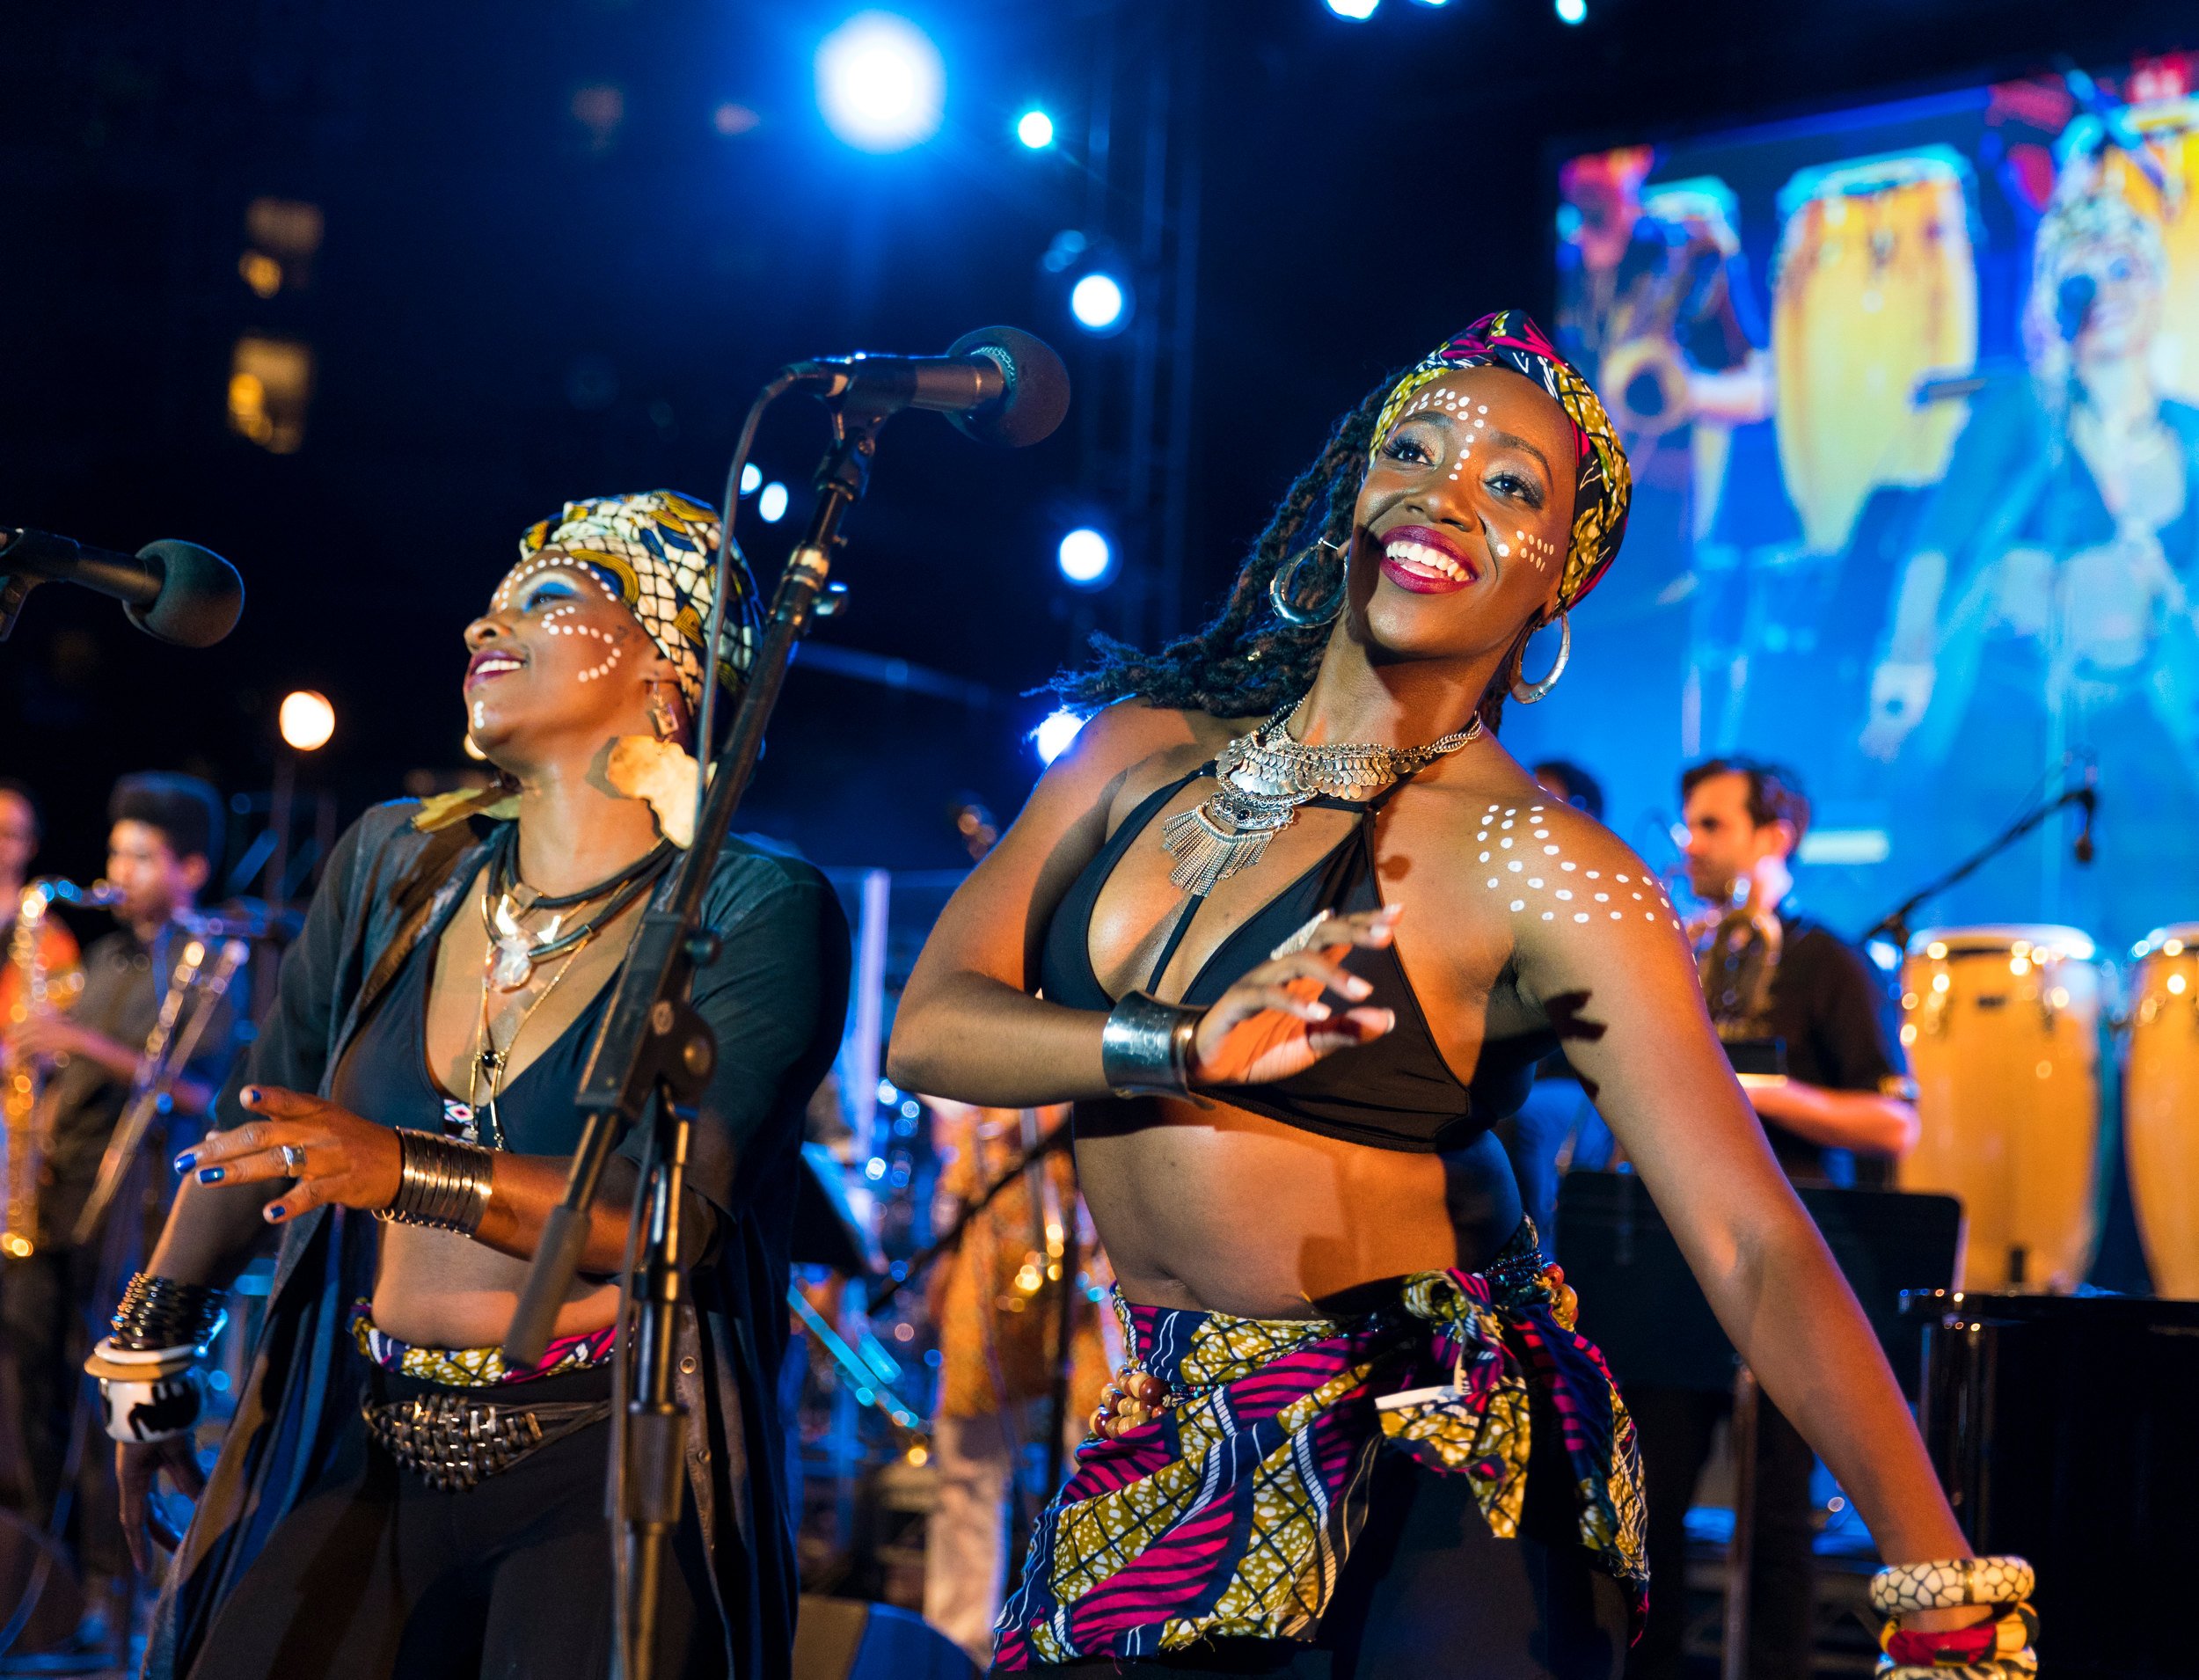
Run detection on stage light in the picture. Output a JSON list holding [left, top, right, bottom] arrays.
[[758, 481, 790, 522], [1034, 710, 1086, 765], [1016, 109, 1055, 150], [279, 690, 335, 752], [740, 463, 763, 496], [1070, 272, 1128, 334], [815, 12, 945, 153], [1554, 0, 1587, 22], [1057, 527, 1113, 586], [1324, 0, 1379, 18]]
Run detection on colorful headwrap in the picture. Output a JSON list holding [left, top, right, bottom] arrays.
[[507, 489, 761, 710], [1370, 310, 1631, 611]]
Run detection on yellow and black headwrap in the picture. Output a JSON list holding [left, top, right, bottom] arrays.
[[507, 490, 762, 711], [1370, 310, 1631, 611]]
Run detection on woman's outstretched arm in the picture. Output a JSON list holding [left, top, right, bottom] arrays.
[[1505, 809, 1971, 1575]]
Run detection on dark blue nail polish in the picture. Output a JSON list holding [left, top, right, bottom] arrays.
[[196, 1166, 224, 1184], [173, 1153, 197, 1172], [264, 1204, 286, 1223], [242, 1086, 262, 1104]]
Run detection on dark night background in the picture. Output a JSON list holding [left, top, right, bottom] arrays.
[[3, 0, 2192, 887]]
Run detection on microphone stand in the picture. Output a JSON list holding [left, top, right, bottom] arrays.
[[1859, 780, 2094, 951], [502, 388, 891, 1680]]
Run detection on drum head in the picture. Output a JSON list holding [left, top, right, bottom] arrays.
[[1907, 924, 2097, 961]]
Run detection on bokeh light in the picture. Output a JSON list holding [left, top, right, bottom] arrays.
[[1016, 109, 1055, 150], [1324, 0, 1379, 18], [279, 690, 336, 752], [1056, 527, 1113, 586], [815, 12, 946, 153], [1069, 272, 1128, 333], [758, 482, 791, 523], [1555, 0, 1587, 21], [740, 463, 763, 496]]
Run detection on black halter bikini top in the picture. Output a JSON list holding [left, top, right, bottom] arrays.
[[1039, 761, 1558, 1153]]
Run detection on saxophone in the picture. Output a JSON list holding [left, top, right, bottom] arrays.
[[1690, 879, 1785, 1053], [2, 879, 112, 1257]]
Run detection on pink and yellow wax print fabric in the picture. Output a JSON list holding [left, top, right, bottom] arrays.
[[508, 489, 761, 712], [990, 1227, 1648, 1667], [1370, 309, 1632, 612]]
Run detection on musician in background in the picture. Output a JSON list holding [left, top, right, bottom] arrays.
[[0, 771, 236, 1651], [1627, 757, 1917, 1680], [1531, 756, 1605, 821], [920, 1098, 1112, 1670], [0, 779, 81, 1019]]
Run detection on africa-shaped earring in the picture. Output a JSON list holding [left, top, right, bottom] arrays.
[[1509, 610, 1572, 705], [1268, 537, 1348, 626], [608, 679, 706, 848]]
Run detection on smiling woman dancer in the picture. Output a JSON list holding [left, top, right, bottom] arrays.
[[98, 492, 848, 1680], [891, 316, 2035, 1679]]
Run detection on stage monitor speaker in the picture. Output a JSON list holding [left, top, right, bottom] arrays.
[[793, 1595, 975, 1680]]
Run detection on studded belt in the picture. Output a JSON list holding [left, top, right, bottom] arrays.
[[362, 1391, 612, 1492]]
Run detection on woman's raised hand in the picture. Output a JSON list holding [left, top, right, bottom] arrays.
[[176, 1085, 403, 1225], [1187, 905, 1399, 1088]]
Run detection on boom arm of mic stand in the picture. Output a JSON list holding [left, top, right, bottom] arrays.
[[1859, 785, 2091, 947]]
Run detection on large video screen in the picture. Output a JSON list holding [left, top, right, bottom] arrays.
[[1517, 52, 2199, 953]]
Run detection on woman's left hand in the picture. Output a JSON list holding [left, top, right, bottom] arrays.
[[175, 1085, 403, 1225]]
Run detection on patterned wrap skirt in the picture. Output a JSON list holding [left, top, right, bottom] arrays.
[[991, 1223, 1648, 1669]]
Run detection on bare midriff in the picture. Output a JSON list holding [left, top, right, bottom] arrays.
[[1073, 1093, 1522, 1320], [370, 1224, 618, 1349]]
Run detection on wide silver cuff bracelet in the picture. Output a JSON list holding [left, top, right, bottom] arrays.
[[374, 1130, 496, 1236], [1100, 990, 1200, 1098]]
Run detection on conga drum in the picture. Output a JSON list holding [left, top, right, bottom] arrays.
[[2095, 99, 2199, 410], [1897, 926, 2102, 1290], [1772, 147, 1979, 555], [2125, 925, 2199, 1299]]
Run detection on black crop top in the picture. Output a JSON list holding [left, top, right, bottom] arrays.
[[330, 916, 611, 1155], [1040, 763, 1557, 1153]]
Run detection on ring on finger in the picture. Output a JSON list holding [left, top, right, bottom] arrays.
[[279, 1143, 306, 1175]]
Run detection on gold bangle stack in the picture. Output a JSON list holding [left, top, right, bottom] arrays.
[[374, 1130, 496, 1236]]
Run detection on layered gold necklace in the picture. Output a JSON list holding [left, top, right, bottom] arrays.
[[1159, 697, 1482, 895]]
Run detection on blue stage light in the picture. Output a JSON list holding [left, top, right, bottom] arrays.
[[1057, 527, 1113, 585], [1325, 0, 1379, 18], [739, 463, 762, 496], [1555, 0, 1587, 21], [815, 12, 944, 153], [1034, 710, 1086, 765], [1070, 272, 1128, 334], [758, 481, 790, 522], [1016, 109, 1055, 150]]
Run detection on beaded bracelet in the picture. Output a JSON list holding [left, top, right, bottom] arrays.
[[108, 1272, 227, 1353], [373, 1130, 496, 1236]]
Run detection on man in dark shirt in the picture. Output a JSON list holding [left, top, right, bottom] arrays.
[[1626, 758, 1917, 1680], [0, 772, 237, 1645]]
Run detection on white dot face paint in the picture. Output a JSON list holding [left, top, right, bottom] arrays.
[[471, 699, 486, 730]]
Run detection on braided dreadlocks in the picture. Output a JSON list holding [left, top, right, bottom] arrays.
[[1053, 373, 1533, 733]]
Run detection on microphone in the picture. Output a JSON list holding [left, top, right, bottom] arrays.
[[2072, 784, 2097, 866], [0, 529, 244, 647], [785, 325, 1070, 449]]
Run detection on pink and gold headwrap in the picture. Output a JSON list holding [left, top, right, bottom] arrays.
[[1370, 310, 1631, 610]]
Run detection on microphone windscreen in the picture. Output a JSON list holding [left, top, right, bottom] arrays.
[[128, 540, 245, 647], [946, 326, 1070, 449]]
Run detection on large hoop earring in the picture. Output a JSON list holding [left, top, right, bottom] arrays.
[[1509, 611, 1571, 705], [1268, 538, 1348, 627]]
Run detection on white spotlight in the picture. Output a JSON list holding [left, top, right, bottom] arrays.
[[1555, 0, 1587, 21], [815, 12, 945, 153], [758, 482, 790, 523], [1016, 109, 1055, 150], [279, 690, 335, 752], [740, 463, 763, 495], [1057, 527, 1113, 585], [1325, 0, 1380, 18], [1069, 272, 1128, 334], [1034, 710, 1086, 765]]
